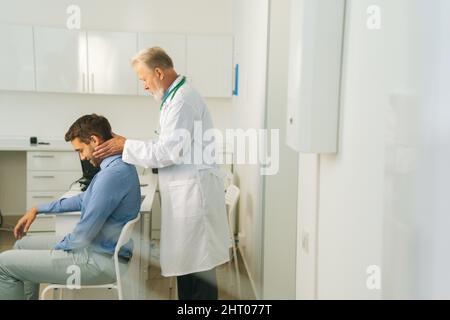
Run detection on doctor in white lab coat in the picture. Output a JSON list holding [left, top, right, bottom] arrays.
[[93, 47, 231, 300]]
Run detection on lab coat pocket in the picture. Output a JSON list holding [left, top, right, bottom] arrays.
[[168, 178, 204, 217]]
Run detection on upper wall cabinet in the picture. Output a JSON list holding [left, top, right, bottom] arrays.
[[34, 27, 88, 93], [87, 31, 138, 95], [187, 35, 233, 98], [0, 24, 35, 91], [138, 33, 186, 96], [0, 23, 233, 98]]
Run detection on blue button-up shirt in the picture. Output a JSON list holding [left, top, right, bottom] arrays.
[[36, 155, 141, 258]]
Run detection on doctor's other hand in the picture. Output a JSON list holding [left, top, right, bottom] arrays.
[[93, 133, 126, 159], [13, 208, 37, 239]]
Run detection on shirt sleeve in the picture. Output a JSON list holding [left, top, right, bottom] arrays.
[[122, 101, 195, 169], [54, 173, 126, 251], [36, 193, 84, 214]]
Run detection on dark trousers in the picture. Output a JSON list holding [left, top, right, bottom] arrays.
[[177, 268, 218, 300]]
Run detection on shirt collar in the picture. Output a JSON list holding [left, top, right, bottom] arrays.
[[161, 75, 183, 104], [100, 154, 121, 170]]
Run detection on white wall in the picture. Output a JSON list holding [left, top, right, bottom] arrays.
[[262, 0, 298, 299], [0, 0, 233, 140], [232, 0, 269, 299], [396, 0, 450, 299], [295, 0, 434, 299]]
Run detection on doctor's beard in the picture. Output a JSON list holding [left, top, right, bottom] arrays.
[[151, 86, 164, 102]]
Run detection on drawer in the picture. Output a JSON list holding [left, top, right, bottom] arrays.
[[27, 171, 81, 191], [27, 151, 80, 171], [27, 214, 55, 232], [27, 191, 62, 209]]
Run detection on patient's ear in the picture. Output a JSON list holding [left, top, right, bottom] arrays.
[[90, 135, 101, 147]]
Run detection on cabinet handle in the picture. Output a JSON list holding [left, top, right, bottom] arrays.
[[32, 176, 55, 179], [32, 196, 55, 199], [91, 74, 94, 92], [82, 73, 86, 92], [32, 155, 55, 159]]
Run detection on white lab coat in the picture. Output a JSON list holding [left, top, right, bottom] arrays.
[[122, 76, 231, 277]]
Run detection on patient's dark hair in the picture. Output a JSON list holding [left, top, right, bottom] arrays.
[[65, 114, 113, 144]]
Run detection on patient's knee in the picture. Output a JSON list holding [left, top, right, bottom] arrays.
[[0, 250, 15, 270]]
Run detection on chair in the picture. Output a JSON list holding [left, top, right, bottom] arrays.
[[40, 214, 141, 300], [225, 184, 241, 299], [222, 167, 234, 190]]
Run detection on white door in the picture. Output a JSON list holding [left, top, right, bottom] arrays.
[[137, 33, 186, 96], [0, 24, 35, 91], [34, 27, 88, 93], [87, 31, 138, 95], [186, 35, 233, 98]]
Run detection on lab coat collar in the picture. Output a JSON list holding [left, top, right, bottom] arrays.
[[161, 75, 184, 108]]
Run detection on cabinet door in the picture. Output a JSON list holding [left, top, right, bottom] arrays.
[[34, 27, 88, 93], [186, 35, 233, 98], [0, 24, 35, 91], [87, 31, 138, 95], [138, 33, 186, 96]]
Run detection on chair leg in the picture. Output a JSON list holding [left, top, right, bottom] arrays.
[[40, 286, 53, 300], [232, 243, 241, 299]]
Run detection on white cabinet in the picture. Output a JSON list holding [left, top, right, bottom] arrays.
[[0, 24, 35, 91], [138, 33, 186, 96], [27, 151, 81, 233], [87, 31, 138, 95], [186, 35, 233, 98], [34, 27, 88, 93], [286, 0, 345, 153]]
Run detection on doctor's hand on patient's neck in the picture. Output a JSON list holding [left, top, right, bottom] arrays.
[[93, 133, 126, 160]]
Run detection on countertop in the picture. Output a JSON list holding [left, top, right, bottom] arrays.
[[0, 137, 73, 151]]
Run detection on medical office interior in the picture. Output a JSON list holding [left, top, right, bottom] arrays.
[[1, 0, 450, 300]]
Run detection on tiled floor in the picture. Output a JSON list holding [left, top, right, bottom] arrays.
[[0, 216, 255, 300], [146, 248, 255, 300]]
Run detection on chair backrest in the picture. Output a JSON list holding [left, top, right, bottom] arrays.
[[222, 168, 234, 190], [225, 184, 240, 236], [113, 214, 141, 300]]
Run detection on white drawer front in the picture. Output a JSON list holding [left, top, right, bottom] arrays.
[[27, 214, 55, 232], [27, 171, 81, 191], [27, 191, 61, 208], [27, 151, 80, 171]]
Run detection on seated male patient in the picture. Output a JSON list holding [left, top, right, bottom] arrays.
[[0, 114, 141, 300]]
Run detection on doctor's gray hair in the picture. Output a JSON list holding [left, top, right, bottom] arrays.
[[131, 47, 174, 70]]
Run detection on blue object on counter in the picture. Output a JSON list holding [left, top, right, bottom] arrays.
[[232, 64, 239, 96]]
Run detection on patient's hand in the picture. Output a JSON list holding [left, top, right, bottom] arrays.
[[93, 133, 126, 159], [14, 208, 37, 239]]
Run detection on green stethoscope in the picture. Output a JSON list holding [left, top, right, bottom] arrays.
[[160, 76, 186, 110]]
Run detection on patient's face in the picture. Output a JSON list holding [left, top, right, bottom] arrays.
[[71, 137, 100, 167]]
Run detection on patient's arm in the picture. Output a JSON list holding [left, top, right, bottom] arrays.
[[35, 192, 84, 214], [13, 193, 84, 240], [13, 208, 37, 239]]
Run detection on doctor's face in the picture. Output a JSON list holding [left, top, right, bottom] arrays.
[[135, 63, 164, 101], [71, 137, 101, 167]]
